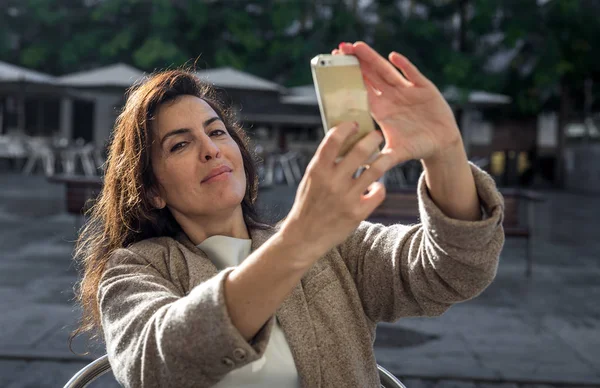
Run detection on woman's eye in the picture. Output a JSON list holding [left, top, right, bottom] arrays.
[[210, 129, 226, 137], [170, 142, 187, 152]]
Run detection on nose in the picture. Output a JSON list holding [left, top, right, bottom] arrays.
[[200, 135, 221, 162]]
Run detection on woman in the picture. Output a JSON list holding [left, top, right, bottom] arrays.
[[71, 41, 504, 388]]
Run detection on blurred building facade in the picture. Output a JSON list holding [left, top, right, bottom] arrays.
[[2, 59, 597, 192]]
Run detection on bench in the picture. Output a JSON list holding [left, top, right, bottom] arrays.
[[47, 174, 103, 227], [499, 188, 546, 277], [367, 187, 545, 277]]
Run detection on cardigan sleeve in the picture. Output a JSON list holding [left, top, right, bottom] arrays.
[[98, 248, 275, 388], [337, 162, 505, 323]]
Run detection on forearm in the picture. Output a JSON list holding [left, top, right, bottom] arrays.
[[224, 230, 317, 341], [421, 140, 481, 221], [339, 164, 505, 322]]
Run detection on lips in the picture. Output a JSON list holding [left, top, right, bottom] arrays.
[[201, 165, 233, 183]]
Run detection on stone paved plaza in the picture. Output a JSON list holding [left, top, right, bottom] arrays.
[[0, 172, 598, 387]]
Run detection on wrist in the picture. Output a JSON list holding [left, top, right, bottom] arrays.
[[273, 225, 324, 270], [420, 139, 482, 221], [422, 137, 466, 170]]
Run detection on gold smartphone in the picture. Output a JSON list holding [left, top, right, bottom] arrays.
[[311, 54, 376, 157]]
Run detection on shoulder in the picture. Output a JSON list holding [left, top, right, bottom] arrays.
[[127, 236, 183, 257], [107, 236, 190, 277], [102, 236, 195, 295]]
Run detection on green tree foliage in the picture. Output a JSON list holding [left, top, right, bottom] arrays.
[[492, 0, 600, 115], [0, 0, 598, 115]]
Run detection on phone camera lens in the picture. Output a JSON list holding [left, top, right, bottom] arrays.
[[320, 60, 326, 66]]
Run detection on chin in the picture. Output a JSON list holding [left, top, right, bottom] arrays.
[[206, 192, 245, 212]]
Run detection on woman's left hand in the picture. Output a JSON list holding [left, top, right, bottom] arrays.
[[335, 42, 463, 165]]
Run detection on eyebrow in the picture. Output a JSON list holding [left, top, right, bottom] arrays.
[[160, 116, 223, 147]]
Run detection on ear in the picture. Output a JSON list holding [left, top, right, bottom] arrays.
[[148, 187, 166, 210]]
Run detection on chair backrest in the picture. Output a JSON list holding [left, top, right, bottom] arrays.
[[378, 364, 408, 388], [64, 354, 407, 388], [63, 354, 111, 388]]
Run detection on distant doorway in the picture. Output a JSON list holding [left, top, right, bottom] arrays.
[[0, 98, 4, 135], [72, 100, 95, 143]]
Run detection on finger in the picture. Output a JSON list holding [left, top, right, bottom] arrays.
[[338, 42, 355, 55], [314, 121, 359, 166], [342, 42, 397, 94], [363, 76, 383, 110], [331, 48, 340, 55], [353, 41, 412, 88], [354, 54, 397, 92], [337, 130, 384, 177], [356, 51, 412, 92], [360, 64, 389, 95], [340, 42, 391, 92], [353, 152, 396, 194], [379, 143, 412, 165], [359, 181, 386, 218], [389, 52, 429, 87]]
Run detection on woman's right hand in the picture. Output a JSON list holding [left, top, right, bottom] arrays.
[[279, 121, 397, 262]]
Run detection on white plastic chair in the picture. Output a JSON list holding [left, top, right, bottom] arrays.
[[22, 137, 56, 176], [63, 354, 407, 388], [262, 151, 306, 187]]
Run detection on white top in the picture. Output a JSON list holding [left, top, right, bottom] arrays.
[[197, 235, 300, 388]]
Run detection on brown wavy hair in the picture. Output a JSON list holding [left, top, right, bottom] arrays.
[[68, 69, 270, 354]]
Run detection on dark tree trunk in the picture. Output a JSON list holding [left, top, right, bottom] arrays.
[[454, 0, 468, 134], [556, 76, 571, 188]]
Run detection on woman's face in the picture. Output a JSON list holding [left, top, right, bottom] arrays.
[[150, 95, 247, 220]]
